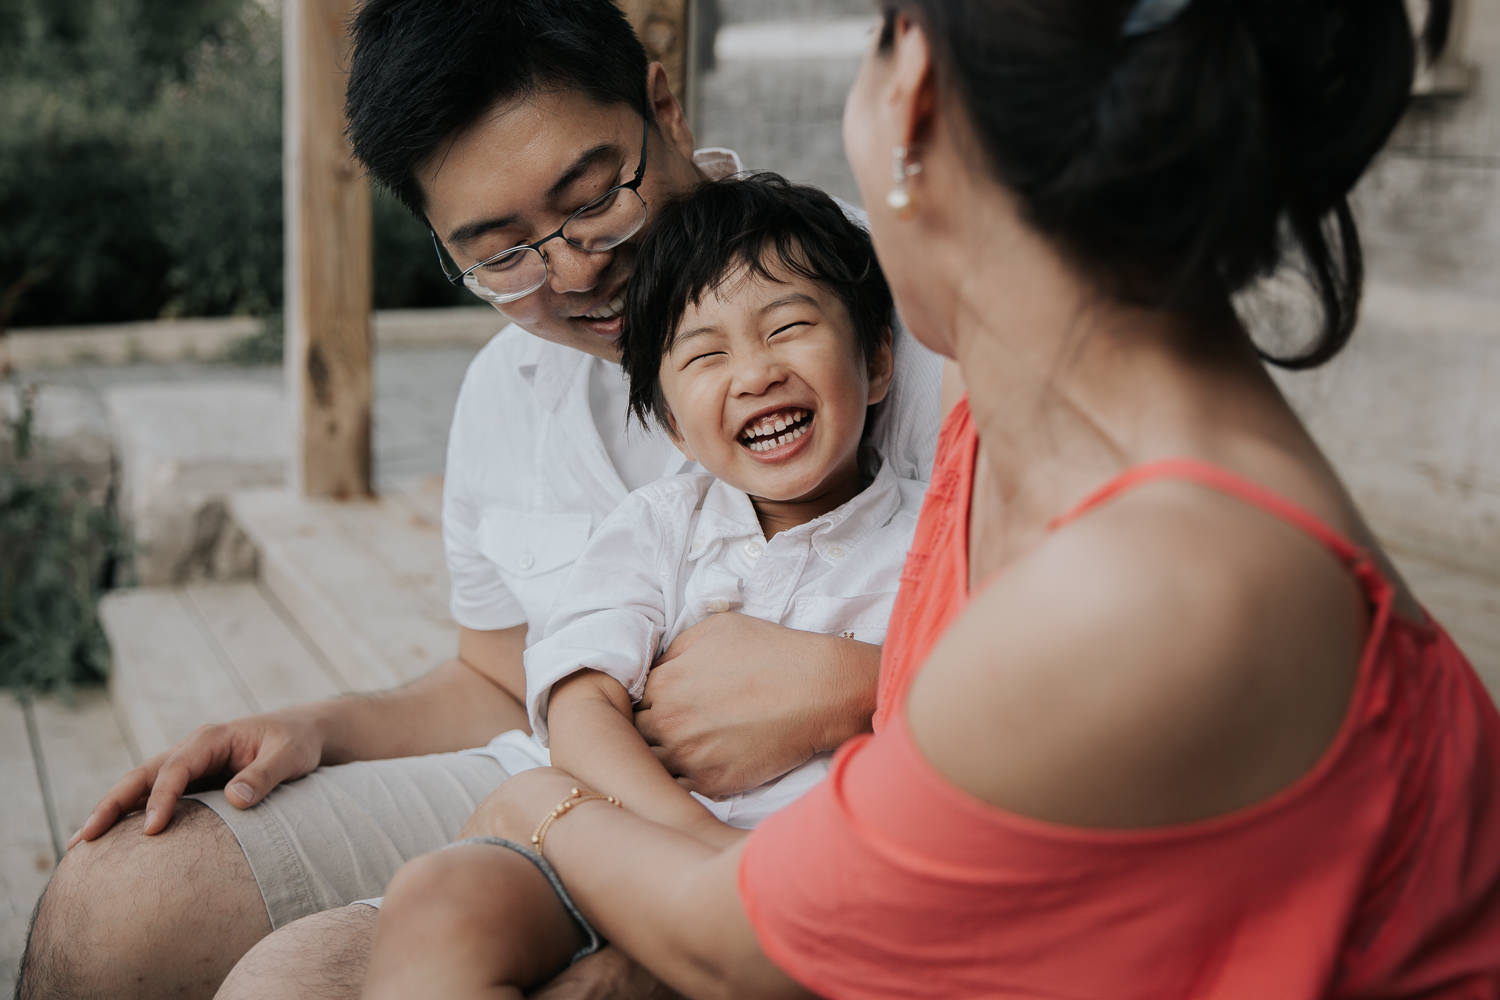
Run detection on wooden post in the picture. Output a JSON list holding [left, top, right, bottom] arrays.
[[619, 0, 691, 108], [284, 0, 373, 499]]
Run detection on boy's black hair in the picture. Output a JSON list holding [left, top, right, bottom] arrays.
[[346, 0, 650, 215], [620, 173, 894, 431]]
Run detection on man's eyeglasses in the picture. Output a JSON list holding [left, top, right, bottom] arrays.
[[431, 118, 650, 306]]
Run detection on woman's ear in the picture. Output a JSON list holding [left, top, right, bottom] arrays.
[[866, 329, 895, 406], [645, 62, 697, 162], [886, 13, 938, 155]]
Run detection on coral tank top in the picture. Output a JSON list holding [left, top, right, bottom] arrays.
[[739, 397, 1500, 999]]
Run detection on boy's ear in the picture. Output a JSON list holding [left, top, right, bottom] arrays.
[[662, 409, 697, 462], [866, 329, 895, 406]]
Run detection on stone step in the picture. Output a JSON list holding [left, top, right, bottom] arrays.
[[228, 477, 454, 696], [102, 581, 345, 759]]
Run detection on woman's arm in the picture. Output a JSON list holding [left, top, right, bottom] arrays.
[[548, 671, 740, 848], [468, 767, 813, 1000]]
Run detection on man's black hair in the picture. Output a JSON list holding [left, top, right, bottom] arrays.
[[346, 0, 651, 215], [620, 173, 893, 431]]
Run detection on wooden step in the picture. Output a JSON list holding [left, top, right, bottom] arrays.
[[229, 476, 454, 694], [102, 582, 345, 759]]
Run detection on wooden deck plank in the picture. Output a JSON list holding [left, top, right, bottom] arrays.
[[30, 689, 138, 847], [0, 696, 56, 996], [384, 474, 445, 530], [183, 581, 347, 707], [101, 589, 257, 758], [324, 499, 450, 617], [232, 490, 455, 693]]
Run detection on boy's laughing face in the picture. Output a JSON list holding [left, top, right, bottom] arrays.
[[659, 259, 892, 530]]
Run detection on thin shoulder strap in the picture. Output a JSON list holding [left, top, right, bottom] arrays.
[[1048, 458, 1368, 567]]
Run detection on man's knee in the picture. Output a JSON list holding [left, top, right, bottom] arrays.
[[19, 801, 268, 1000], [380, 846, 523, 943], [216, 905, 378, 1000]]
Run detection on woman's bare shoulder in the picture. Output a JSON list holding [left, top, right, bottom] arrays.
[[903, 480, 1367, 830]]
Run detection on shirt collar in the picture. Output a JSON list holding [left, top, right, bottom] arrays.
[[693, 147, 744, 181], [690, 458, 905, 564]]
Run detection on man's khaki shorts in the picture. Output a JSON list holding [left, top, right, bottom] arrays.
[[190, 750, 510, 928]]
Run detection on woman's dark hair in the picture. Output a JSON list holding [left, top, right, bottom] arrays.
[[880, 0, 1448, 368], [346, 0, 651, 215], [620, 173, 893, 430]]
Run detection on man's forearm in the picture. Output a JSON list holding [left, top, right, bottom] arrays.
[[312, 656, 530, 764]]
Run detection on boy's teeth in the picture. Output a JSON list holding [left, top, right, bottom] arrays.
[[582, 292, 626, 320], [746, 420, 810, 452], [741, 408, 807, 443]]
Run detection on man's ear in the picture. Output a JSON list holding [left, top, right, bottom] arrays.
[[662, 408, 696, 462], [645, 62, 696, 162], [866, 329, 895, 406]]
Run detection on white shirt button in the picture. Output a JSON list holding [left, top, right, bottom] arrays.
[[518, 553, 535, 571], [826, 544, 848, 561], [704, 597, 731, 613], [743, 540, 764, 559]]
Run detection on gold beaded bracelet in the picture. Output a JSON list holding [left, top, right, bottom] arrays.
[[531, 786, 622, 857]]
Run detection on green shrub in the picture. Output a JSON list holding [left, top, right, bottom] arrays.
[[0, 0, 466, 330], [0, 382, 128, 693], [0, 81, 173, 327]]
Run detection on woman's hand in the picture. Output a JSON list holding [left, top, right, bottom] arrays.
[[458, 767, 587, 843]]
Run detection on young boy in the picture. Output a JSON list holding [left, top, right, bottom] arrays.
[[363, 174, 924, 997]]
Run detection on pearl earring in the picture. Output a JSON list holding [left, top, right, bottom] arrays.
[[886, 145, 922, 217]]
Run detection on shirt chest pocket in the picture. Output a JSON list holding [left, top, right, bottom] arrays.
[[478, 508, 592, 636], [786, 592, 898, 648]]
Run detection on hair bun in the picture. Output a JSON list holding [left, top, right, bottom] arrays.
[[1243, 0, 1416, 214]]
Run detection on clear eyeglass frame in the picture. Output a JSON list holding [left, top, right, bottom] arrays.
[[430, 117, 650, 306]]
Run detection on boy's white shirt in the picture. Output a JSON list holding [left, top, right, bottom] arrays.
[[442, 146, 944, 771], [521, 460, 923, 828]]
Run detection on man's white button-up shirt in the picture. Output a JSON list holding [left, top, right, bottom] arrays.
[[522, 460, 924, 828]]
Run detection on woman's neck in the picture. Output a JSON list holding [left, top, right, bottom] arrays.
[[933, 196, 1264, 541]]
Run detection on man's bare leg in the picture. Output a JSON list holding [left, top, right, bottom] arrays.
[[18, 801, 271, 1000], [215, 905, 377, 1000]]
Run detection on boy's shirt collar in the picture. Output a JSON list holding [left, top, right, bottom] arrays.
[[689, 458, 906, 565]]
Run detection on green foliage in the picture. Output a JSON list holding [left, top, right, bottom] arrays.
[[0, 0, 467, 330], [224, 311, 285, 367], [0, 382, 129, 693]]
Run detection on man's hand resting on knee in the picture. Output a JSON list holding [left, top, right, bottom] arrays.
[[634, 612, 881, 800], [68, 709, 327, 848], [70, 625, 531, 848]]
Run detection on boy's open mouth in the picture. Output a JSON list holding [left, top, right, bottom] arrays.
[[738, 408, 813, 453]]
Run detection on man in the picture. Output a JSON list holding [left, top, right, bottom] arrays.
[[18, 3, 940, 997]]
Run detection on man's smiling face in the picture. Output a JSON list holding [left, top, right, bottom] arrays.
[[417, 79, 702, 362]]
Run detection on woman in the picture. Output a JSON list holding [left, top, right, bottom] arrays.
[[372, 1, 1500, 996]]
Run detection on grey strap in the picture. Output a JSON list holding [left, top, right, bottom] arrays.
[[447, 836, 604, 965]]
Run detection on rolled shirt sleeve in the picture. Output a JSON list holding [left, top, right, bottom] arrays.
[[523, 491, 674, 744]]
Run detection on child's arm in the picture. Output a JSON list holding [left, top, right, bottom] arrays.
[[547, 669, 740, 849]]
